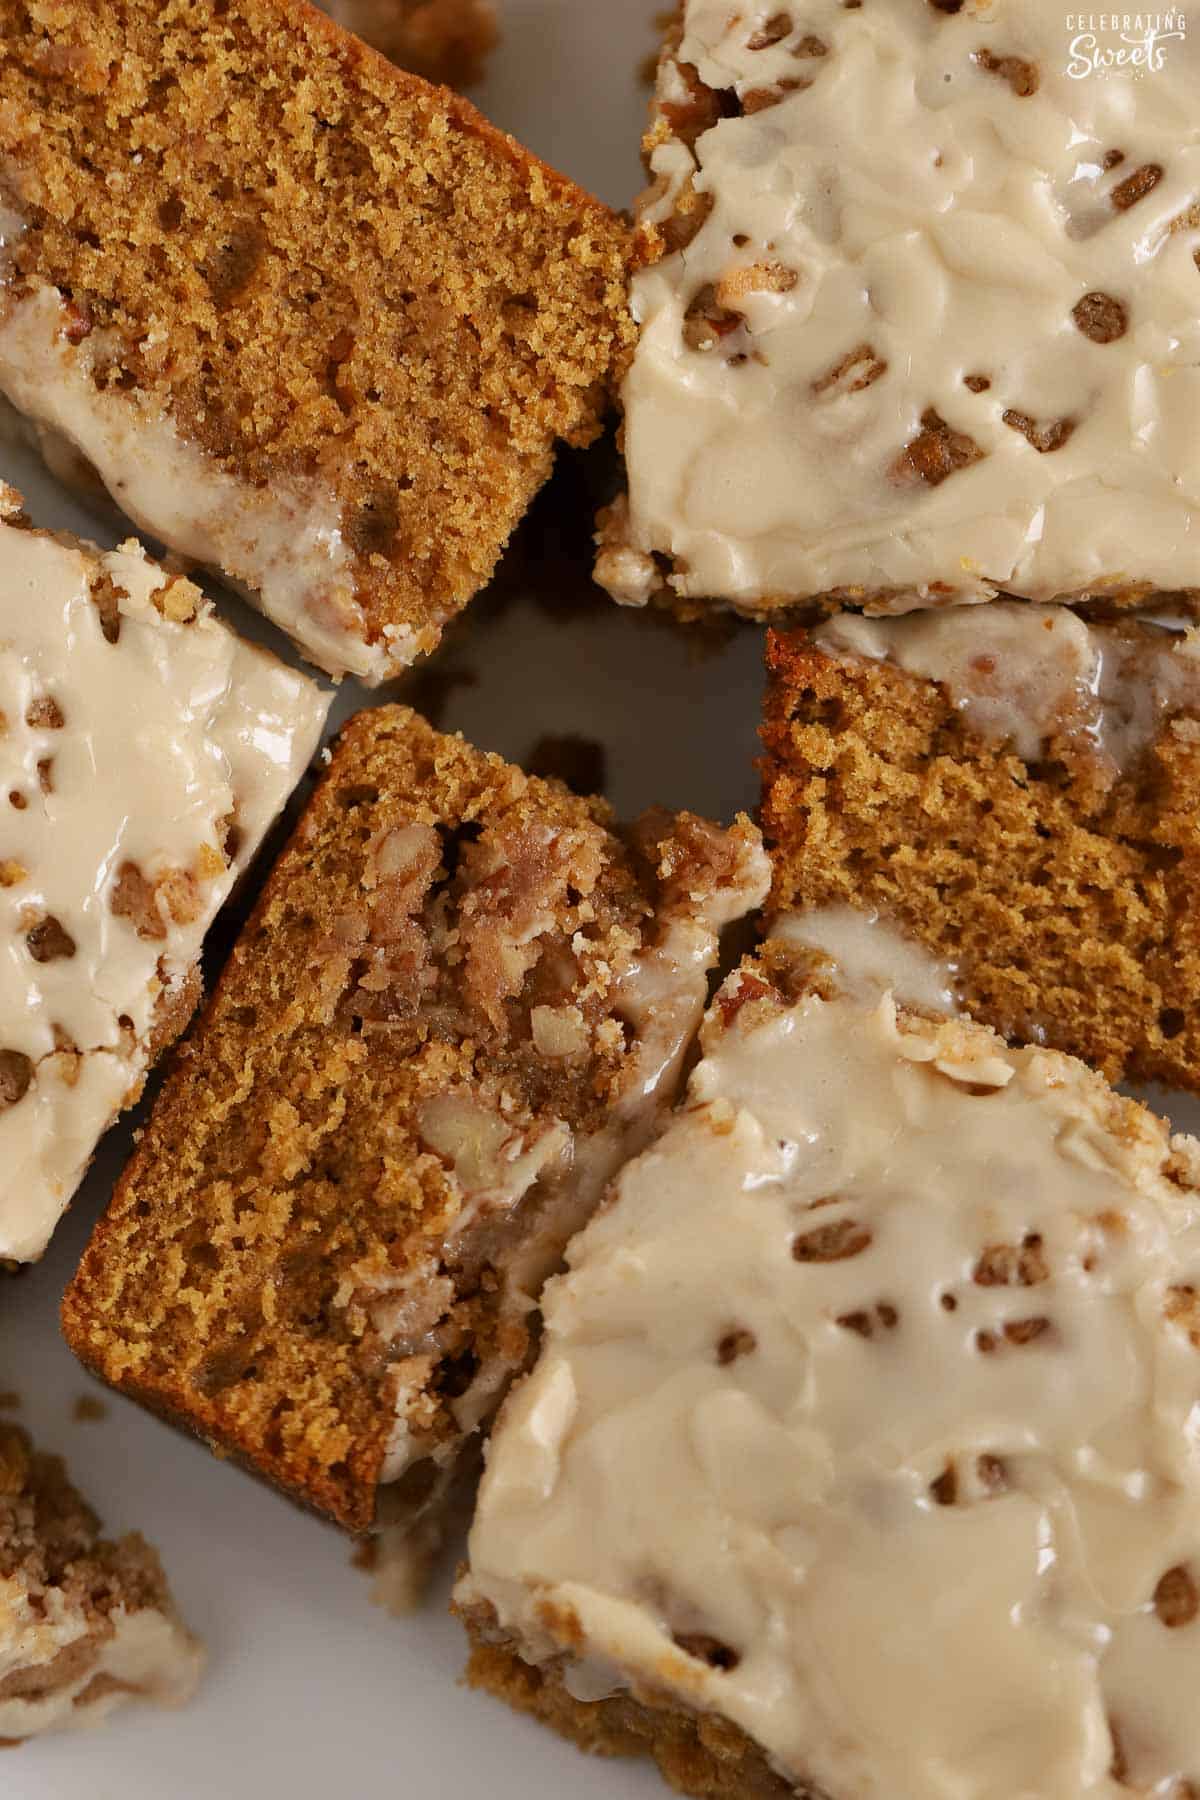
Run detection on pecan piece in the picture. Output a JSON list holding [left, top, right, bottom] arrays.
[[892, 408, 984, 487]]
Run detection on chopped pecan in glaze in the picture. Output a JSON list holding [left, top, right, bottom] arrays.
[[892, 409, 985, 487]]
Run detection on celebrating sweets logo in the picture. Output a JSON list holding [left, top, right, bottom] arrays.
[[1065, 11, 1188, 76]]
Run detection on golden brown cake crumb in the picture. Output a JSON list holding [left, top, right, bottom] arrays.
[[0, 0, 631, 682], [62, 708, 767, 1551], [322, 0, 498, 86], [0, 1422, 202, 1741], [463, 1613, 793, 1800], [761, 614, 1200, 1090]]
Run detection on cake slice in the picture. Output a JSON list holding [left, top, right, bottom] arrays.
[[322, 0, 497, 85], [0, 0, 630, 683], [459, 922, 1200, 1800], [760, 606, 1200, 1093], [0, 484, 330, 1265], [61, 708, 768, 1573], [595, 0, 1200, 621], [0, 1421, 202, 1742]]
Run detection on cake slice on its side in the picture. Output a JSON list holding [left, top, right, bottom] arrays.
[[0, 1421, 202, 1742], [0, 484, 330, 1266], [760, 607, 1200, 1093], [322, 0, 498, 86], [459, 923, 1200, 1800], [596, 0, 1200, 623], [0, 0, 630, 684], [62, 708, 767, 1582]]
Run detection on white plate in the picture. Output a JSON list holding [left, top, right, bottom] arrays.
[[5, 6, 1198, 1797]]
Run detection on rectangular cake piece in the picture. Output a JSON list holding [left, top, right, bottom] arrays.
[[760, 606, 1200, 1092], [459, 924, 1200, 1800], [0, 484, 330, 1265], [61, 708, 768, 1570], [1, 1420, 202, 1742], [322, 0, 498, 85], [595, 0, 1200, 619], [0, 0, 630, 683]]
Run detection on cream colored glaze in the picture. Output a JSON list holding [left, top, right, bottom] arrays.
[[0, 283, 424, 682], [815, 602, 1200, 770], [771, 903, 960, 1014], [600, 0, 1200, 614], [462, 955, 1200, 1800], [0, 1585, 204, 1739], [0, 503, 330, 1261]]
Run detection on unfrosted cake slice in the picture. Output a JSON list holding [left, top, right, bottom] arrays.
[[760, 606, 1200, 1092], [596, 0, 1200, 620], [61, 708, 767, 1575], [0, 485, 330, 1265], [0, 1421, 202, 1742], [459, 924, 1200, 1800], [322, 0, 497, 84], [0, 0, 630, 683]]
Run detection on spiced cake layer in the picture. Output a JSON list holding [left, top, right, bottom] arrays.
[[61, 707, 768, 1557], [460, 926, 1200, 1800], [596, 0, 1200, 619], [0, 1421, 202, 1742], [0, 484, 329, 1265], [0, 0, 630, 682], [322, 0, 497, 85], [760, 606, 1200, 1092]]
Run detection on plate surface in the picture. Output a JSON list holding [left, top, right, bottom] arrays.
[[5, 6, 1197, 1797]]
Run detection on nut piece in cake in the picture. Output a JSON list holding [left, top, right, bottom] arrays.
[[761, 606, 1200, 1092], [597, 0, 1200, 620], [0, 0, 630, 683], [458, 927, 1200, 1800], [61, 708, 768, 1584], [0, 484, 330, 1264], [321, 0, 498, 86], [0, 1421, 202, 1742]]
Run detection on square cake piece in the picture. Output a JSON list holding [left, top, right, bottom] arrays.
[[61, 708, 768, 1568], [459, 925, 1200, 1800], [0, 484, 330, 1265], [596, 0, 1200, 619], [0, 0, 630, 683], [0, 1420, 203, 1742], [322, 0, 498, 86], [760, 607, 1200, 1092]]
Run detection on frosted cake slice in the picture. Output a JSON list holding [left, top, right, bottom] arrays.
[[0, 0, 630, 682], [62, 709, 767, 1584], [596, 0, 1200, 620], [460, 921, 1200, 1800], [0, 485, 330, 1263], [761, 604, 1200, 1092], [0, 1421, 202, 1742]]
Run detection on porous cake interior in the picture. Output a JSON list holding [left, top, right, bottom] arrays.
[[761, 620, 1200, 1091], [0, 0, 630, 661]]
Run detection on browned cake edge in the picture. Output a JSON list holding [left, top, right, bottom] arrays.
[[461, 1606, 799, 1800]]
